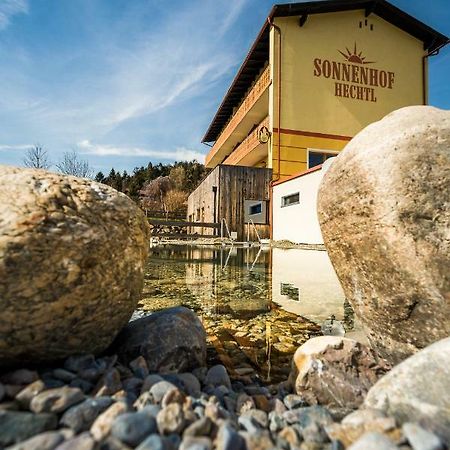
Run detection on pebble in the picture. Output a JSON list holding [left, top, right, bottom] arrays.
[[183, 417, 214, 438], [64, 355, 96, 373], [161, 388, 186, 408], [135, 434, 168, 450], [129, 356, 149, 379], [240, 408, 268, 428], [60, 396, 113, 432], [284, 394, 308, 410], [157, 403, 186, 435], [54, 432, 95, 450], [4, 430, 66, 450], [402, 422, 444, 450], [179, 436, 213, 450], [150, 381, 178, 404], [1, 369, 39, 386], [53, 369, 77, 383], [141, 375, 165, 393], [348, 432, 398, 450], [30, 387, 85, 414], [111, 411, 157, 447], [91, 401, 129, 441], [94, 369, 122, 397], [0, 411, 58, 447], [204, 365, 231, 389], [177, 373, 202, 397], [216, 424, 246, 450]]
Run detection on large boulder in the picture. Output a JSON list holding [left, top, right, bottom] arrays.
[[288, 336, 390, 409], [317, 106, 450, 363], [364, 337, 450, 443], [0, 166, 149, 366], [113, 307, 207, 373]]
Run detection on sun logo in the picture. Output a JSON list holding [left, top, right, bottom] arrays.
[[338, 43, 375, 64]]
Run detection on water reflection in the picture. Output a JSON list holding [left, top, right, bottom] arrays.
[[140, 245, 359, 383]]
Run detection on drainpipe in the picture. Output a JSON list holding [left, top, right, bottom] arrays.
[[422, 40, 449, 105], [267, 17, 282, 240]]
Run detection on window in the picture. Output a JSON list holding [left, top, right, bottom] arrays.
[[281, 192, 300, 207], [249, 202, 262, 215], [308, 151, 337, 168]]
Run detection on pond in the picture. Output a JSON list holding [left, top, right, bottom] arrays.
[[138, 245, 363, 384]]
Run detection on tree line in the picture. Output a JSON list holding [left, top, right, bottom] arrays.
[[22, 145, 208, 215]]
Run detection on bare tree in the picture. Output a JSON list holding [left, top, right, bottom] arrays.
[[56, 150, 93, 178], [140, 176, 172, 216], [23, 145, 51, 169]]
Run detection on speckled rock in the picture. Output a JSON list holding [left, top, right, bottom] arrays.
[[30, 387, 84, 414], [0, 166, 150, 366], [90, 401, 128, 441], [347, 431, 398, 450], [111, 411, 157, 447], [113, 307, 207, 373], [365, 337, 450, 443], [5, 431, 67, 450], [317, 106, 450, 363], [0, 410, 58, 447], [157, 403, 186, 435], [289, 336, 390, 409], [54, 432, 95, 450]]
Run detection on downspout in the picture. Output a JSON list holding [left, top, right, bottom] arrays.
[[267, 17, 282, 240], [422, 40, 449, 105]]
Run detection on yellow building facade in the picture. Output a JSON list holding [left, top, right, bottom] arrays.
[[203, 0, 448, 180]]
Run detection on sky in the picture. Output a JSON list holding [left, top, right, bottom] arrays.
[[0, 0, 449, 175]]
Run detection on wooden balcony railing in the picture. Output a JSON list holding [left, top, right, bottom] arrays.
[[224, 116, 269, 165], [206, 66, 271, 166]]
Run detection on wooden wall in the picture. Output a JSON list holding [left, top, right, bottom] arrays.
[[187, 165, 272, 241]]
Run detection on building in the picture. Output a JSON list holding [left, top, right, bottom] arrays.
[[187, 165, 272, 241], [272, 158, 335, 244], [189, 0, 448, 239]]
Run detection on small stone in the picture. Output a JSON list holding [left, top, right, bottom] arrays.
[[238, 415, 260, 434], [269, 412, 287, 433], [348, 432, 398, 450], [69, 378, 94, 394], [204, 365, 231, 389], [216, 424, 245, 450], [252, 395, 271, 412], [60, 396, 113, 433], [111, 411, 157, 447], [129, 356, 149, 379], [94, 369, 122, 397], [284, 394, 307, 410], [279, 426, 302, 447], [135, 434, 168, 450], [192, 367, 207, 384], [141, 404, 162, 419], [180, 436, 212, 450], [140, 375, 165, 393], [150, 381, 177, 404], [157, 403, 186, 435], [240, 430, 275, 450], [240, 409, 268, 428], [177, 373, 202, 397], [161, 388, 186, 408], [64, 355, 96, 373], [6, 431, 65, 450], [91, 401, 128, 441], [0, 411, 58, 447], [236, 393, 255, 414], [283, 406, 333, 443], [0, 382, 4, 402], [272, 398, 287, 414], [99, 436, 133, 450], [5, 385, 24, 399], [30, 387, 85, 414], [402, 423, 444, 450], [53, 369, 77, 383], [183, 417, 214, 438], [123, 377, 143, 393], [55, 432, 95, 450], [1, 369, 39, 386]]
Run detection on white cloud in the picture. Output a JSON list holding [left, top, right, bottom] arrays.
[[0, 0, 28, 30], [0, 143, 32, 151], [77, 140, 205, 163]]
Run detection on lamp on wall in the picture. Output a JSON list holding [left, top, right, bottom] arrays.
[[258, 126, 271, 144]]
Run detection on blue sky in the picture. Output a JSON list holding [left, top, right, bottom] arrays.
[[0, 0, 449, 175]]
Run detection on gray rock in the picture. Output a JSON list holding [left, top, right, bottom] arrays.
[[5, 431, 65, 450], [283, 394, 307, 410], [129, 356, 149, 379], [269, 412, 287, 433], [141, 405, 162, 419], [141, 375, 165, 393], [69, 378, 94, 395], [111, 412, 156, 447], [0, 411, 57, 447], [365, 337, 450, 442], [30, 387, 85, 414], [91, 401, 128, 442], [55, 432, 95, 450], [179, 436, 212, 450], [150, 381, 177, 404], [94, 369, 122, 397], [176, 373, 201, 397], [289, 336, 390, 409], [157, 403, 186, 435], [99, 437, 133, 450], [0, 382, 4, 402], [135, 434, 169, 450], [64, 355, 96, 373], [240, 409, 268, 428], [402, 423, 444, 450], [347, 432, 398, 450], [237, 415, 260, 434], [216, 424, 245, 450], [50, 370, 74, 384], [0, 167, 150, 366], [317, 106, 450, 364], [204, 365, 231, 389], [113, 307, 207, 373], [1, 370, 39, 385], [60, 396, 113, 432], [183, 417, 214, 438], [123, 377, 143, 393], [283, 406, 333, 443]]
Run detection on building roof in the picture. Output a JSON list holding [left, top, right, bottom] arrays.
[[202, 0, 449, 143], [272, 164, 323, 186]]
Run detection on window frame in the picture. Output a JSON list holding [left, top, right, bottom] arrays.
[[249, 202, 263, 216], [281, 192, 300, 208], [307, 148, 339, 169]]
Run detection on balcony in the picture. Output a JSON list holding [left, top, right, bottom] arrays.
[[223, 116, 269, 166], [205, 66, 270, 168]]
